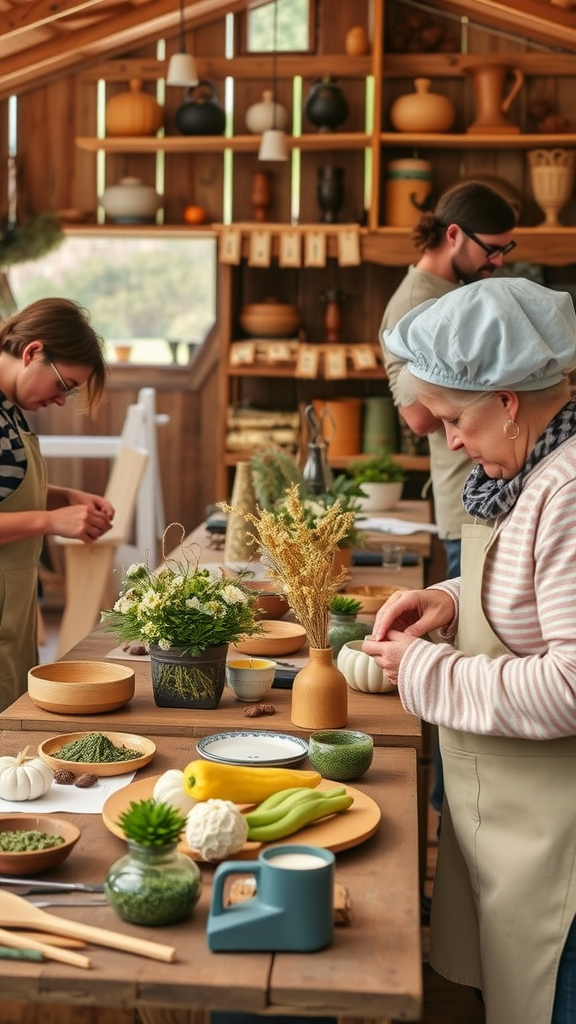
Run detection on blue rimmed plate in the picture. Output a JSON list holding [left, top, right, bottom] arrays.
[[196, 730, 308, 767]]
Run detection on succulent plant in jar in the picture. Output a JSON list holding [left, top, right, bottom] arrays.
[[105, 798, 202, 926]]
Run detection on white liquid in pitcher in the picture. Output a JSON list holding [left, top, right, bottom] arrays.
[[268, 852, 325, 870]]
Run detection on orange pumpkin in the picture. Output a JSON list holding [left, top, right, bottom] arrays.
[[183, 204, 208, 225]]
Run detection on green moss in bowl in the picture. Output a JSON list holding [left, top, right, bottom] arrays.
[[308, 730, 374, 782]]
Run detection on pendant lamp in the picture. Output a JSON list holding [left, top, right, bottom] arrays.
[[167, 0, 199, 87], [258, 2, 288, 162]]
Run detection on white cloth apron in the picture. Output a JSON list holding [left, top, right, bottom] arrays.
[[0, 429, 45, 711], [429, 522, 576, 1024]]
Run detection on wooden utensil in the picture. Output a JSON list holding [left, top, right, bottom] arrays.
[[0, 926, 91, 969], [0, 891, 176, 962], [12, 930, 87, 948]]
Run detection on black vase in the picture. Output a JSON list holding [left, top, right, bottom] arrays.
[[175, 80, 226, 136], [317, 166, 345, 223], [304, 77, 349, 132]]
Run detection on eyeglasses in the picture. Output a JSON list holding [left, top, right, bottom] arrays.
[[459, 225, 517, 260], [48, 360, 78, 397]]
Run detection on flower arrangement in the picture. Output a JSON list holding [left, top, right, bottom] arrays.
[[219, 485, 356, 650], [101, 525, 262, 657]]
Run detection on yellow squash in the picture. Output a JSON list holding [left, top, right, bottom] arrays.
[[182, 760, 321, 803]]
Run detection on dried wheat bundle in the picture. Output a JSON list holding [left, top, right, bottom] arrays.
[[219, 485, 355, 649]]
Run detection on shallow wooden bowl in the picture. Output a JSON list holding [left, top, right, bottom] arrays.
[[28, 660, 135, 714], [340, 584, 407, 615], [239, 302, 300, 339], [37, 731, 156, 777], [243, 581, 290, 620], [235, 620, 307, 657], [0, 814, 81, 875]]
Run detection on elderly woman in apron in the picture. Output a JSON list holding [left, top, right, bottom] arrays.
[[0, 297, 114, 713], [363, 277, 576, 1024]]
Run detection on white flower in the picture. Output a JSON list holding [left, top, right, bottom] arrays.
[[185, 596, 203, 611], [158, 638, 172, 650], [126, 563, 145, 578], [222, 584, 247, 604], [140, 589, 162, 611]]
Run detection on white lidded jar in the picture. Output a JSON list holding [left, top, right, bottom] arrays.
[[100, 176, 162, 223], [245, 90, 289, 134]]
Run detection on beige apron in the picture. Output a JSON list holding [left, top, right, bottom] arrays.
[[0, 429, 46, 711], [429, 522, 576, 1024]]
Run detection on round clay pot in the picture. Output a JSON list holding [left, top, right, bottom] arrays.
[[105, 78, 163, 137], [389, 78, 456, 133], [239, 300, 300, 338], [100, 176, 162, 223], [245, 90, 289, 133], [345, 26, 370, 56]]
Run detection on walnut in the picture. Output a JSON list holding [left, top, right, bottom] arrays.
[[54, 769, 76, 785], [127, 643, 147, 656], [74, 773, 98, 788], [243, 703, 276, 717]]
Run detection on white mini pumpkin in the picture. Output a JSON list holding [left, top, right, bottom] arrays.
[[337, 640, 396, 693], [0, 746, 54, 801], [153, 768, 197, 815]]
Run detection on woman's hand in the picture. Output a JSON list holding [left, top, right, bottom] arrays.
[[371, 587, 455, 641], [46, 486, 115, 542], [362, 630, 416, 685]]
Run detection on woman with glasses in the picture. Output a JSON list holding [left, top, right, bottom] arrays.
[[0, 297, 114, 710], [367, 277, 576, 1024]]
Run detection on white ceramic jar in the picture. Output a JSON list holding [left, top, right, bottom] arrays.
[[100, 176, 162, 223], [245, 90, 289, 134]]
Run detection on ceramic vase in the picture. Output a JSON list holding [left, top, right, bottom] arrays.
[[100, 176, 161, 223], [224, 461, 260, 565], [385, 158, 432, 227], [105, 78, 163, 137], [149, 643, 229, 709], [304, 77, 349, 132], [389, 78, 455, 133], [528, 148, 575, 227], [105, 840, 202, 925], [245, 90, 289, 133], [291, 647, 348, 729], [463, 62, 524, 134], [317, 166, 345, 223]]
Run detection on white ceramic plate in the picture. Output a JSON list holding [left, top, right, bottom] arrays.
[[196, 730, 308, 766]]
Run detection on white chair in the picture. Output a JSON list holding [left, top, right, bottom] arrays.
[[55, 444, 148, 658]]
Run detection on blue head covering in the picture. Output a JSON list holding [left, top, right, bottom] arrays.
[[384, 277, 576, 392]]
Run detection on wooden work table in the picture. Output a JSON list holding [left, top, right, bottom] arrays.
[[1, 623, 421, 749], [0, 731, 422, 1024]]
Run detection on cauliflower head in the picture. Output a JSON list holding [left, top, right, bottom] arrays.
[[185, 798, 248, 861]]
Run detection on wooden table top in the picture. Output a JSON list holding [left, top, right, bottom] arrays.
[[0, 731, 422, 1023], [0, 625, 421, 748]]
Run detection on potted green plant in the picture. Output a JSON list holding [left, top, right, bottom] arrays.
[[101, 525, 262, 710], [328, 595, 371, 659], [349, 450, 407, 512]]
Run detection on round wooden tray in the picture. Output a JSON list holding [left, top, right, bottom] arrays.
[[38, 731, 156, 777], [102, 775, 381, 861]]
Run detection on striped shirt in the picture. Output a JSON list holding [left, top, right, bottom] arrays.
[[398, 435, 576, 739], [0, 392, 29, 501]]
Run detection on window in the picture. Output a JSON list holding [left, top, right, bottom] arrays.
[[245, 0, 313, 53], [7, 232, 217, 366]]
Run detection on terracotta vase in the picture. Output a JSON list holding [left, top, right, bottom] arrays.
[[463, 63, 524, 134], [250, 171, 273, 222], [312, 398, 362, 458], [291, 647, 348, 729], [389, 78, 455, 133]]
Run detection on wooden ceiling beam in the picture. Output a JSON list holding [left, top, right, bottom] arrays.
[[429, 0, 576, 50]]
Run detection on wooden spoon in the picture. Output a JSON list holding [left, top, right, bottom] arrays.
[[0, 890, 176, 963], [12, 931, 87, 949], [0, 926, 91, 969]]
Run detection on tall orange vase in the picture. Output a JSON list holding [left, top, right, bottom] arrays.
[[291, 647, 348, 730]]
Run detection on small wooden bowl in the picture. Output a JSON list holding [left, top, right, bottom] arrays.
[[37, 732, 156, 777], [28, 661, 135, 715], [235, 621, 307, 657], [239, 302, 300, 339], [243, 581, 290, 620], [0, 814, 81, 875]]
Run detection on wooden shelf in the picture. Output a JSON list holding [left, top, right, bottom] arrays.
[[76, 132, 372, 154], [224, 451, 430, 473], [380, 131, 576, 149]]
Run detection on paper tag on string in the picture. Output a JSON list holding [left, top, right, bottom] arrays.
[[219, 229, 242, 264]]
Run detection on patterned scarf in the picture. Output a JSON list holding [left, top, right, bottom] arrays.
[[462, 397, 576, 521]]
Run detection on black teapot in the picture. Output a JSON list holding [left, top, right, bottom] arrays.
[[304, 77, 349, 132], [175, 80, 226, 136]]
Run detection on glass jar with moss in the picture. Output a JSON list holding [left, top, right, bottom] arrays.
[[328, 596, 372, 660], [105, 798, 202, 926]]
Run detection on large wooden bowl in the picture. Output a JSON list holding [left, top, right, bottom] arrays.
[[28, 660, 135, 714], [239, 302, 300, 339], [340, 584, 407, 615], [243, 580, 290, 620], [235, 620, 307, 657], [0, 814, 81, 875]]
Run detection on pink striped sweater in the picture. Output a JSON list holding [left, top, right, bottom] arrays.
[[398, 435, 576, 739]]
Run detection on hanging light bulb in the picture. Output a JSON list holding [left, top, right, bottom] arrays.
[[167, 0, 199, 87], [258, 2, 288, 162]]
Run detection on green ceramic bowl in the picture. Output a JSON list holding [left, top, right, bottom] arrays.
[[307, 729, 374, 782]]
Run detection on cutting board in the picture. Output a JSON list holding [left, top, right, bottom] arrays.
[[102, 775, 381, 861]]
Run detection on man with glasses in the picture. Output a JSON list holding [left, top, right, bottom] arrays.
[[379, 182, 517, 845]]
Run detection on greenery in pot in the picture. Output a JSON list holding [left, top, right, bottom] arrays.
[[329, 595, 363, 617], [348, 449, 407, 485], [101, 525, 262, 656]]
